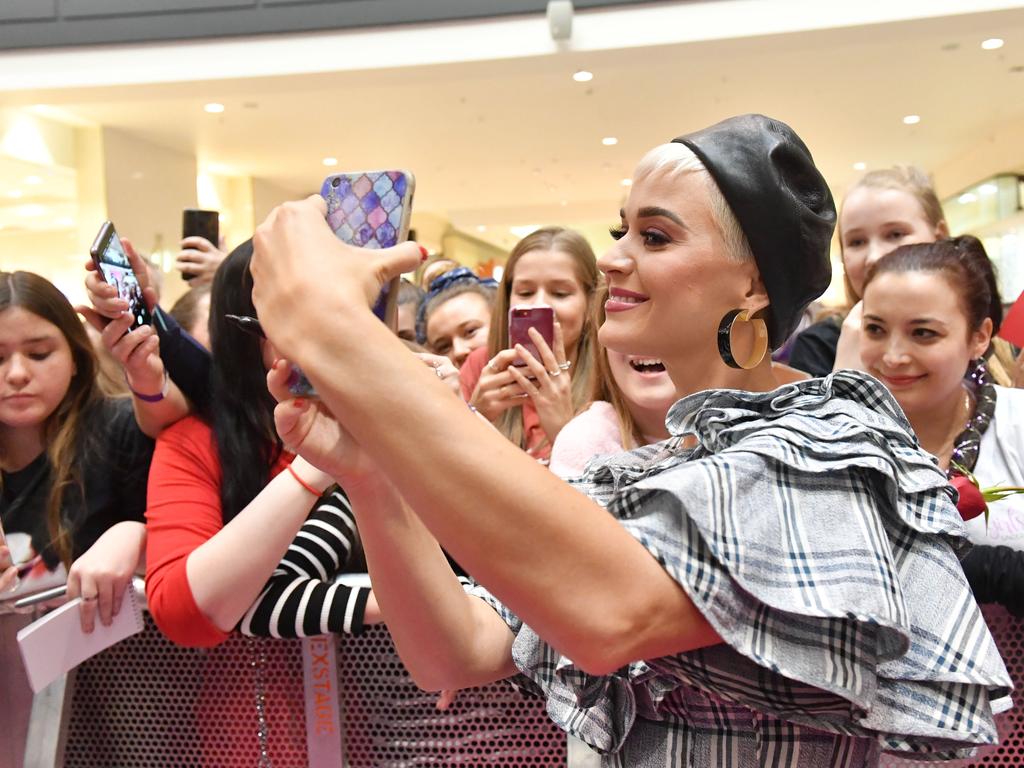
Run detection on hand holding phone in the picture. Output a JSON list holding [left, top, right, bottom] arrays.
[[509, 305, 554, 366], [89, 222, 153, 330], [179, 209, 222, 283]]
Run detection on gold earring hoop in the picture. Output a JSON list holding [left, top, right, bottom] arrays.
[[717, 309, 769, 370]]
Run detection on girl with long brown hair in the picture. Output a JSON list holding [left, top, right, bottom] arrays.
[[0, 271, 153, 631], [459, 226, 600, 461]]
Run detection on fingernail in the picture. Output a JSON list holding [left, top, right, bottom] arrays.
[[294, 398, 306, 408], [273, 358, 282, 369], [418, 245, 429, 261]]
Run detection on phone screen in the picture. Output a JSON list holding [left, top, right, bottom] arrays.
[[91, 223, 152, 330]]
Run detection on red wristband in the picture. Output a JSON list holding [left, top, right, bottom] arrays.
[[287, 463, 322, 497]]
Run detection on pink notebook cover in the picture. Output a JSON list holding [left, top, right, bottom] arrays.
[[1000, 290, 1024, 348], [17, 583, 143, 692]]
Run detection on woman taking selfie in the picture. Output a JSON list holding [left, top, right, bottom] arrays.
[[459, 227, 599, 461], [251, 114, 1008, 765], [0, 271, 153, 632]]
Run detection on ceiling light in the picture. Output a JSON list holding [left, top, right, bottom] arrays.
[[981, 38, 1004, 50], [322, 157, 338, 167], [958, 192, 977, 204], [620, 178, 632, 187], [602, 137, 618, 146], [572, 70, 593, 82], [7, 189, 23, 199], [902, 114, 921, 125], [204, 103, 225, 114], [476, 225, 487, 232], [853, 162, 866, 171], [23, 175, 41, 185], [979, 183, 998, 195]]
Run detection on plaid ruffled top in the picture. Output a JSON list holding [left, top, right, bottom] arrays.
[[470, 371, 1012, 767]]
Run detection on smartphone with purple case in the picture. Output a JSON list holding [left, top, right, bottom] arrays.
[[283, 170, 416, 397]]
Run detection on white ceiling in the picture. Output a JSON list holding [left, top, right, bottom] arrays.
[[2, 1, 1023, 248]]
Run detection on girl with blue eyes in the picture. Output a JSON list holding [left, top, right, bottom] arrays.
[[0, 271, 153, 633], [459, 226, 600, 462]]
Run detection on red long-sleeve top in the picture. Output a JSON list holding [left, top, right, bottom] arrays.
[[145, 415, 290, 647]]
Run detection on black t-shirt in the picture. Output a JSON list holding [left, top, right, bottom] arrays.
[[1, 397, 154, 568], [788, 318, 842, 378]]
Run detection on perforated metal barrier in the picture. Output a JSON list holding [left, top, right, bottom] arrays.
[[61, 617, 567, 767], [879, 604, 1023, 768]]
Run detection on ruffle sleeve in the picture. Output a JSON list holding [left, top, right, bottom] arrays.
[[472, 372, 1012, 760]]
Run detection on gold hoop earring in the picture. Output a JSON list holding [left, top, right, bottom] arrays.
[[717, 309, 768, 370]]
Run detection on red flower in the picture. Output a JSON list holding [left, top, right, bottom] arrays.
[[949, 473, 987, 522]]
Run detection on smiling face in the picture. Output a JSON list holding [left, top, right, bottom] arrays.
[[597, 169, 766, 377], [426, 291, 492, 367], [840, 187, 945, 297], [0, 306, 75, 432], [860, 270, 990, 420]]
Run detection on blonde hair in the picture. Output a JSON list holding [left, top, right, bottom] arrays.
[[633, 143, 754, 264], [488, 227, 600, 452], [840, 166, 946, 304]]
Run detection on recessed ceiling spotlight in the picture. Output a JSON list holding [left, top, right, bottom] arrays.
[[958, 192, 978, 204], [602, 137, 618, 146], [979, 183, 998, 195], [23, 175, 41, 185], [620, 178, 632, 187], [982, 38, 1004, 50], [476, 225, 487, 233], [902, 114, 921, 125], [853, 162, 867, 171], [573, 70, 593, 82], [204, 102, 225, 114], [322, 157, 338, 167]]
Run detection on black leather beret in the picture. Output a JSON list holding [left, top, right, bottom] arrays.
[[673, 114, 836, 348]]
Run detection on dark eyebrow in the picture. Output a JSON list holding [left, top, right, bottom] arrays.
[[863, 313, 946, 327], [24, 335, 57, 344], [637, 206, 687, 229]]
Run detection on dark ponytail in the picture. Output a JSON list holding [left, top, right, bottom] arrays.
[[864, 235, 1002, 339]]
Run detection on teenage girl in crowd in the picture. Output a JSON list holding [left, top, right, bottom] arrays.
[[860, 235, 1024, 614], [0, 271, 153, 632], [417, 267, 496, 367], [790, 166, 1022, 384], [138, 241, 379, 646], [460, 227, 599, 461], [252, 114, 1008, 766]]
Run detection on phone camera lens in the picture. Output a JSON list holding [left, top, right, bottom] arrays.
[[331, 177, 340, 188]]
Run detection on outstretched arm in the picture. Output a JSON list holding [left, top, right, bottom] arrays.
[[251, 199, 720, 675]]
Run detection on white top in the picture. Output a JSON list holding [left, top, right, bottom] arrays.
[[965, 384, 1024, 550]]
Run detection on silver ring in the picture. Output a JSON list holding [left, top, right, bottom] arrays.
[[547, 369, 561, 377], [82, 594, 98, 602], [558, 361, 571, 370]]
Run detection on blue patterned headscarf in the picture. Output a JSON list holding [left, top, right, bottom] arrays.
[[415, 267, 498, 345]]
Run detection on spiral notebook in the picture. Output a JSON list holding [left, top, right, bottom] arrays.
[[17, 583, 144, 693]]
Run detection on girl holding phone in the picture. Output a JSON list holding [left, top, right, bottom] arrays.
[[252, 114, 1008, 765], [0, 271, 153, 632], [459, 227, 599, 461]]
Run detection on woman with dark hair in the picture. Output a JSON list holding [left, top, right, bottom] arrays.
[[143, 241, 379, 648], [251, 114, 1009, 765], [459, 227, 600, 461], [0, 271, 152, 631], [859, 235, 1024, 614]]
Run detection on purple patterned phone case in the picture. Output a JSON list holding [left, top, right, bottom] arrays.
[[285, 170, 415, 397]]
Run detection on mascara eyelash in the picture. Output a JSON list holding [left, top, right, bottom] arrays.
[[609, 226, 627, 241]]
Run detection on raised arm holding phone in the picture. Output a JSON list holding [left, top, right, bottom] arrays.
[[251, 115, 1011, 766]]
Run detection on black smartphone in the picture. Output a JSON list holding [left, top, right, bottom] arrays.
[[182, 209, 220, 282], [89, 221, 152, 330]]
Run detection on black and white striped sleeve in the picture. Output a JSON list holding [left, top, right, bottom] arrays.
[[239, 486, 371, 638]]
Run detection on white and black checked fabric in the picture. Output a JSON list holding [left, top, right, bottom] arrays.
[[469, 372, 1012, 767]]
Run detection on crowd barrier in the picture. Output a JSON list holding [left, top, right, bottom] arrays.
[[3, 589, 1020, 766]]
